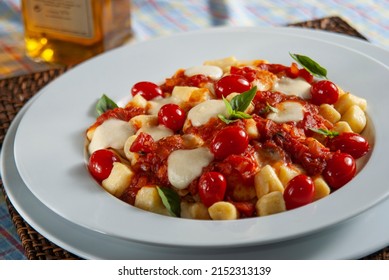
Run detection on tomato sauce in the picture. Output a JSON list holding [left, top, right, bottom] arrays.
[[121, 135, 185, 204], [160, 69, 213, 93], [87, 59, 369, 219], [88, 106, 145, 132]]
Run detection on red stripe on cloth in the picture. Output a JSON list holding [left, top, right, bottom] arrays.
[[0, 228, 24, 252], [149, 0, 189, 31], [0, 41, 34, 72]]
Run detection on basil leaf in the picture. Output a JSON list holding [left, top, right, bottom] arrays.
[[218, 114, 237, 124], [96, 94, 118, 116], [222, 97, 234, 115], [218, 86, 257, 124], [290, 53, 328, 79], [230, 86, 257, 112], [156, 186, 181, 217], [231, 111, 252, 119], [309, 128, 339, 138]]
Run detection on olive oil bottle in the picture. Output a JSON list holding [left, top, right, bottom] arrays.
[[21, 0, 132, 65]]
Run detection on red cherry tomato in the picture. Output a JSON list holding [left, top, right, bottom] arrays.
[[131, 81, 163, 100], [327, 132, 370, 159], [210, 126, 249, 160], [283, 174, 315, 210], [323, 152, 356, 190], [158, 103, 186, 131], [198, 172, 227, 207], [130, 132, 155, 153], [88, 149, 120, 182], [310, 80, 339, 105], [215, 74, 251, 98]]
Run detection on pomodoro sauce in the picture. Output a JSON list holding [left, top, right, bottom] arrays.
[[86, 56, 370, 220]]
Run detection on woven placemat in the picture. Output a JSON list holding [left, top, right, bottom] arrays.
[[0, 16, 387, 260]]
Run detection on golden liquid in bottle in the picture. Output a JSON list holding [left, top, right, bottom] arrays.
[[21, 0, 132, 65]]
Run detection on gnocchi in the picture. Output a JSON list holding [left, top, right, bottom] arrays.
[[86, 55, 371, 221]]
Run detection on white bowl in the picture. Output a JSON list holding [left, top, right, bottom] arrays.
[[13, 27, 389, 248]]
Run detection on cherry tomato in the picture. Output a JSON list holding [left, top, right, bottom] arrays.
[[130, 132, 155, 153], [131, 81, 163, 100], [323, 152, 356, 190], [158, 103, 186, 131], [283, 174, 315, 210], [327, 132, 370, 159], [215, 74, 251, 98], [210, 126, 249, 160], [310, 80, 339, 105], [88, 149, 120, 182], [198, 172, 227, 207]]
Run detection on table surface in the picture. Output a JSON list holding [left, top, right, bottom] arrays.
[[1, 0, 389, 260]]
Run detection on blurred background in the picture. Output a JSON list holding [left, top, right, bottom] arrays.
[[1, 0, 388, 79]]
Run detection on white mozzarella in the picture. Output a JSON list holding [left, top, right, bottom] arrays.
[[267, 101, 305, 123], [187, 99, 227, 127], [167, 147, 214, 190], [272, 77, 312, 99], [88, 119, 135, 154], [148, 86, 208, 115], [184, 65, 223, 80], [137, 125, 173, 141], [147, 96, 178, 115]]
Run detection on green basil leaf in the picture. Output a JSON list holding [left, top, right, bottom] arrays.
[[156, 186, 181, 217], [290, 53, 328, 79], [231, 111, 252, 119], [218, 86, 257, 124], [222, 96, 234, 115], [309, 128, 339, 138], [230, 86, 257, 112], [96, 94, 118, 116], [218, 114, 237, 124]]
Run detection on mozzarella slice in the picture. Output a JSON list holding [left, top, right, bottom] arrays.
[[187, 99, 227, 127], [267, 101, 305, 123], [89, 119, 135, 154], [184, 65, 223, 80], [167, 147, 214, 190], [137, 125, 173, 141], [272, 77, 311, 99], [147, 96, 178, 115]]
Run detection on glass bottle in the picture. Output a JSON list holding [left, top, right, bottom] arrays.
[[21, 0, 132, 65]]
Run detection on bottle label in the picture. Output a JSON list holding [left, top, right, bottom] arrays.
[[24, 0, 94, 39]]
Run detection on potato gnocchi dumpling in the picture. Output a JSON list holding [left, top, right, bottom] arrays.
[[86, 55, 371, 221]]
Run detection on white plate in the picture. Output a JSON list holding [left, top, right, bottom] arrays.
[[2, 26, 389, 259], [12, 26, 389, 248], [2, 87, 389, 260]]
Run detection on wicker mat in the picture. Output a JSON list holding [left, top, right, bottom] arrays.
[[0, 16, 387, 260]]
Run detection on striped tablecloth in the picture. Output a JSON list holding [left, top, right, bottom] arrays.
[[1, 0, 388, 79], [1, 0, 389, 260]]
